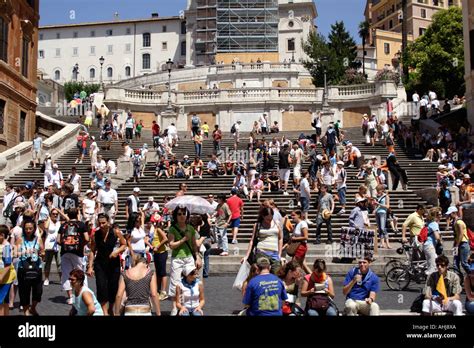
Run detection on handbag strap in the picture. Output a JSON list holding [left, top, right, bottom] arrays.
[[173, 224, 196, 261]]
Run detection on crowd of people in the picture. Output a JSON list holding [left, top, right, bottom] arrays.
[[1, 102, 473, 317]]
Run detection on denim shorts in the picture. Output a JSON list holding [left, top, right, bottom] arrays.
[[300, 197, 310, 212], [229, 218, 241, 228], [338, 187, 346, 205]]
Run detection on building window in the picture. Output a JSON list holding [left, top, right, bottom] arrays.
[[107, 45, 113, 54], [142, 53, 151, 69], [56, 33, 60, 39], [181, 21, 186, 35], [126, 28, 131, 35], [0, 99, 5, 134], [90, 30, 95, 37], [54, 70, 60, 80], [90, 68, 95, 79], [125, 43, 131, 52], [39, 33, 43, 40], [287, 38, 295, 52], [143, 33, 151, 47], [162, 25, 167, 33], [90, 46, 95, 55], [0, 17, 8, 63], [22, 37, 29, 77], [125, 66, 131, 77], [421, 9, 427, 18], [39, 50, 44, 58], [162, 42, 167, 50], [384, 42, 390, 54], [73, 47, 78, 56], [55, 48, 60, 57], [107, 67, 113, 78], [181, 41, 186, 56], [106, 29, 113, 36], [19, 111, 26, 142], [389, 20, 393, 29], [419, 27, 426, 36], [73, 31, 78, 38]]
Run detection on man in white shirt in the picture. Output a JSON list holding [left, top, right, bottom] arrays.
[[291, 142, 304, 186], [94, 155, 107, 173], [335, 161, 347, 215], [259, 113, 268, 134], [140, 144, 148, 177], [347, 143, 362, 168], [106, 159, 116, 174], [67, 167, 82, 195], [49, 164, 63, 189], [126, 187, 141, 232], [299, 170, 312, 224], [97, 179, 118, 223], [233, 120, 241, 151], [207, 194, 219, 210], [428, 90, 437, 102], [143, 196, 160, 219], [412, 91, 420, 106], [167, 123, 178, 148]]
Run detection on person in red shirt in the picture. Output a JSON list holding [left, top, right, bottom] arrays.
[[152, 121, 160, 149], [226, 188, 244, 244]]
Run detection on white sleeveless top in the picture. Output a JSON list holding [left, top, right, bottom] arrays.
[[44, 220, 61, 251], [179, 279, 201, 310], [257, 220, 279, 252]]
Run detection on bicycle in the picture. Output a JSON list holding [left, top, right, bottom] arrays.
[[383, 243, 425, 277], [386, 251, 464, 291]]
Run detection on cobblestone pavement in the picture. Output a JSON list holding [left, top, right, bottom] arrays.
[[8, 275, 423, 316]]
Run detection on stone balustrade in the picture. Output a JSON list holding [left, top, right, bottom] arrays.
[[107, 81, 398, 107]]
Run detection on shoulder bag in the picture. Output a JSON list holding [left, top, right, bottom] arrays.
[[247, 223, 260, 265]]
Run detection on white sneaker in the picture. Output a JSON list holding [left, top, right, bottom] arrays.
[[348, 164, 354, 168], [231, 239, 238, 244], [220, 251, 229, 256], [189, 176, 193, 179], [67, 297, 74, 305], [422, 158, 430, 161], [283, 191, 289, 196], [337, 209, 346, 215], [170, 307, 178, 316], [305, 219, 314, 225], [43, 279, 49, 286]]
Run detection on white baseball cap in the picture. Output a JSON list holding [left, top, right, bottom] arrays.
[[445, 206, 458, 215], [133, 187, 140, 193], [337, 161, 344, 166], [455, 179, 463, 186], [53, 164, 59, 169]]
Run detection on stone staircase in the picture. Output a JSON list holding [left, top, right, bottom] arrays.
[[4, 120, 450, 274]]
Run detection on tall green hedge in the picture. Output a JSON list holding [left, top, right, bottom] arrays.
[[64, 82, 100, 102]]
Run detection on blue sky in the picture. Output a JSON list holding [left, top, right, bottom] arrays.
[[40, 0, 367, 43]]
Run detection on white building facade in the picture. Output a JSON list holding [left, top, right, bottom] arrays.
[[38, 16, 187, 84]]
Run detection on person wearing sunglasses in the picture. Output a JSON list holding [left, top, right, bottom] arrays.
[[69, 269, 103, 316], [342, 257, 380, 316], [175, 264, 205, 316], [168, 207, 202, 316], [422, 255, 463, 316], [39, 209, 62, 286]]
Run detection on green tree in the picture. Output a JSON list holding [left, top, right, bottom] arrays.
[[64, 81, 100, 101], [358, 20, 370, 77], [303, 21, 363, 87], [404, 7, 464, 98]]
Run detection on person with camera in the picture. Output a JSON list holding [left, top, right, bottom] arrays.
[[15, 219, 44, 316], [301, 259, 337, 316], [421, 255, 463, 316], [342, 257, 380, 316]]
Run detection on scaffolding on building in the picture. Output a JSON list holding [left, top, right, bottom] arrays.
[[217, 0, 278, 52], [195, 0, 218, 65]]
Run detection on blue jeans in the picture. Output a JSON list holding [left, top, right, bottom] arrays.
[[195, 143, 202, 157], [180, 309, 203, 316], [455, 242, 470, 275], [216, 226, 228, 252], [307, 306, 337, 316], [466, 301, 474, 315], [376, 211, 387, 239], [203, 241, 211, 278]]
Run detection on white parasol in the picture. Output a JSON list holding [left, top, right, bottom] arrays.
[[165, 195, 214, 215]]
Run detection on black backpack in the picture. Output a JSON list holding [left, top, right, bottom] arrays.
[[2, 195, 18, 218], [62, 221, 82, 253], [230, 124, 236, 134], [40, 162, 46, 173], [410, 294, 425, 313]]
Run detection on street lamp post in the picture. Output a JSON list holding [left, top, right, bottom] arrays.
[[321, 56, 329, 109], [99, 56, 105, 92], [166, 58, 174, 111]]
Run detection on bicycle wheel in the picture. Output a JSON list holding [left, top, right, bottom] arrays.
[[384, 259, 405, 277], [386, 266, 411, 291]]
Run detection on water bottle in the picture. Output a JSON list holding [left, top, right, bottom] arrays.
[[233, 246, 239, 256], [356, 269, 362, 286]]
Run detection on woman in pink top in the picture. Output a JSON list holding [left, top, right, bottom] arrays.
[[249, 174, 264, 202]]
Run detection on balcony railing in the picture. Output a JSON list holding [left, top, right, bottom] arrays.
[[107, 82, 397, 106]]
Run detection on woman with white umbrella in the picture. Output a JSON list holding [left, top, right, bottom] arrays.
[[167, 206, 203, 316]]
